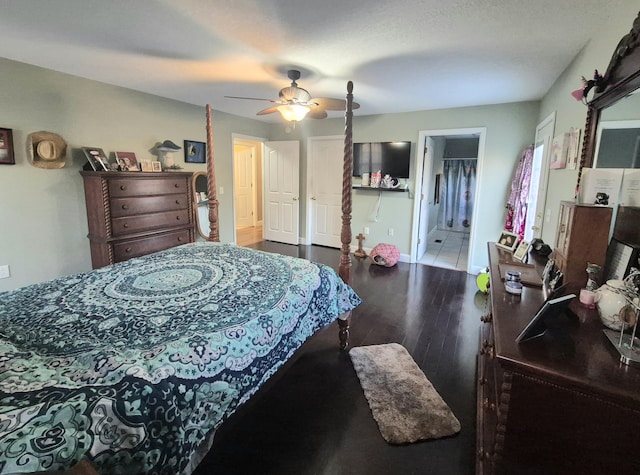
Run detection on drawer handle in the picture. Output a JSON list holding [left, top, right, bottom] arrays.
[[178, 237, 184, 242], [122, 204, 129, 210], [478, 448, 492, 461], [479, 377, 487, 386], [123, 223, 129, 228], [174, 183, 180, 188], [120, 185, 127, 191], [176, 216, 181, 221], [480, 314, 493, 323], [175, 199, 180, 205], [125, 248, 132, 253], [479, 345, 495, 359], [483, 398, 496, 411]]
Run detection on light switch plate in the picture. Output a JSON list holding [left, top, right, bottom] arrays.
[[0, 265, 10, 279]]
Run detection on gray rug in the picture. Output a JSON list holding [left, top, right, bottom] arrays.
[[349, 343, 461, 444]]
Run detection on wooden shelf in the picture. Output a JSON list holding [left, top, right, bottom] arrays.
[[352, 186, 407, 192]]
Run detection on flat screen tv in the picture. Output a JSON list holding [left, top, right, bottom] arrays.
[[353, 141, 411, 178]]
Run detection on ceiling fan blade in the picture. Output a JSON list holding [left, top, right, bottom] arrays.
[[307, 108, 328, 119], [311, 97, 361, 111], [225, 95, 279, 103], [256, 106, 280, 116]]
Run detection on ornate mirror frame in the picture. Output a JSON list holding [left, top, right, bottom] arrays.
[[579, 12, 640, 179]]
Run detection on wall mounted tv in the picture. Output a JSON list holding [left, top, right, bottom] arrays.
[[352, 141, 412, 178]]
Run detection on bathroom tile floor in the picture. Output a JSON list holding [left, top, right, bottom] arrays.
[[418, 229, 470, 272]]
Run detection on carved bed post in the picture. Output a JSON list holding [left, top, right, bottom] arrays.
[[338, 81, 354, 350], [205, 104, 220, 242]]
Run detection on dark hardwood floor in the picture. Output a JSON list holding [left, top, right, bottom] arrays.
[[193, 242, 481, 475]]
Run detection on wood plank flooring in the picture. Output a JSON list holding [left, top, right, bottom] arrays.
[[193, 242, 480, 475]]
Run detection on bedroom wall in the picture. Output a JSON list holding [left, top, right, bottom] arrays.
[[537, 1, 640, 245], [0, 58, 270, 292], [270, 101, 540, 273]]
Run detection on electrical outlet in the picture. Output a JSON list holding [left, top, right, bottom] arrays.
[[388, 228, 394, 237], [0, 265, 10, 279], [219, 186, 224, 195], [364, 227, 369, 235]]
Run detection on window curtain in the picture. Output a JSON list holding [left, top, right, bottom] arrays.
[[440, 159, 477, 232], [505, 145, 534, 239]]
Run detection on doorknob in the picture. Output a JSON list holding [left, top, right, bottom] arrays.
[[292, 197, 298, 201], [311, 196, 317, 200]]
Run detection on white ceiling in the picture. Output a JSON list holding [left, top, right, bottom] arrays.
[[0, 0, 625, 122]]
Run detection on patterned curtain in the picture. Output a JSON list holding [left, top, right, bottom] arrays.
[[505, 145, 534, 239], [439, 159, 477, 232]]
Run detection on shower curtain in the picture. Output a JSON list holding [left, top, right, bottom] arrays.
[[440, 159, 477, 232]]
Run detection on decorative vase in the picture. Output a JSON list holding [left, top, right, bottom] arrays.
[[595, 280, 631, 330]]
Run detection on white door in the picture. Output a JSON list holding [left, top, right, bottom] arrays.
[[264, 141, 300, 245], [310, 138, 343, 247], [234, 145, 255, 228], [525, 112, 556, 241], [416, 137, 435, 258]]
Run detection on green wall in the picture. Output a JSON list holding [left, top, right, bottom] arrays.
[[0, 58, 270, 291], [537, 1, 640, 244], [2, 1, 637, 292]]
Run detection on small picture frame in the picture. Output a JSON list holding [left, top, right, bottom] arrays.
[[513, 240, 531, 262], [140, 160, 153, 172], [0, 128, 15, 165], [184, 140, 206, 164], [115, 151, 139, 171], [151, 160, 162, 172], [82, 147, 110, 171], [496, 230, 519, 252]]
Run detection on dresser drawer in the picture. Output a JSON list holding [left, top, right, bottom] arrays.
[[111, 209, 192, 236], [110, 194, 188, 217], [113, 229, 192, 262], [109, 177, 189, 197]]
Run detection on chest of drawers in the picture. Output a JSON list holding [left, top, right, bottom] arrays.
[[477, 243, 640, 474], [81, 171, 195, 268]]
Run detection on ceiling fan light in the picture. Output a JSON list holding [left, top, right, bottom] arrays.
[[277, 104, 310, 122]]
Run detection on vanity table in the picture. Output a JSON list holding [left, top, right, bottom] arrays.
[[476, 243, 640, 474]]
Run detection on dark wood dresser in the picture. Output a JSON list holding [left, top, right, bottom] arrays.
[[476, 243, 640, 474], [553, 201, 613, 287], [81, 171, 195, 268]]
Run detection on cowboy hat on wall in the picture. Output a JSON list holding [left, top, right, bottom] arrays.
[[27, 131, 68, 169]]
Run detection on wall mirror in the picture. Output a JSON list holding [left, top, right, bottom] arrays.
[[192, 171, 210, 239], [581, 11, 640, 170]]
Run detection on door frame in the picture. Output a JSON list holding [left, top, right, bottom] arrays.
[[232, 134, 266, 244], [410, 127, 487, 274], [305, 135, 344, 246], [527, 111, 556, 241]]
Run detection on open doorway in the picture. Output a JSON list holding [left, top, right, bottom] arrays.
[[232, 136, 264, 247], [411, 128, 486, 272]]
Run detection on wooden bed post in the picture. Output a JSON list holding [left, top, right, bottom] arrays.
[[338, 81, 354, 350], [205, 104, 220, 242]]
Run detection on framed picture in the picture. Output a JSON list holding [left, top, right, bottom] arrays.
[[496, 230, 519, 252], [513, 240, 531, 262], [140, 160, 153, 172], [184, 140, 206, 164], [151, 160, 162, 172], [115, 151, 139, 171], [82, 147, 110, 171], [0, 128, 15, 165]]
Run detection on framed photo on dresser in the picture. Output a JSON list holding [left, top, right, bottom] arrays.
[[82, 147, 109, 171]]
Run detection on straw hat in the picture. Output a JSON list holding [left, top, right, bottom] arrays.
[[28, 131, 67, 169]]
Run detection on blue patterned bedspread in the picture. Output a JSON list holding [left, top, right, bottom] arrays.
[[0, 243, 361, 474]]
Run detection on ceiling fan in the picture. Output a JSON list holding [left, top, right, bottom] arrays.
[[225, 69, 360, 122]]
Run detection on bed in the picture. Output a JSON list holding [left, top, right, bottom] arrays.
[[0, 82, 358, 475]]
